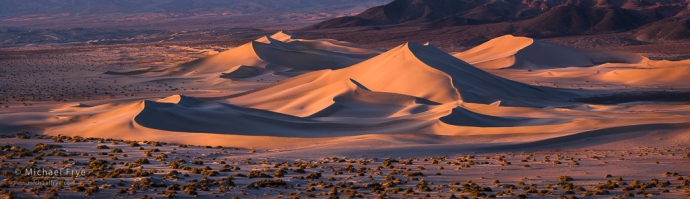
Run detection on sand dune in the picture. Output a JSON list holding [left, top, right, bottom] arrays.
[[44, 93, 449, 146], [219, 65, 271, 79], [165, 31, 381, 78], [309, 79, 443, 119], [36, 90, 690, 150], [439, 106, 568, 127], [228, 41, 574, 116], [596, 60, 690, 85], [452, 35, 690, 90], [454, 35, 644, 70], [482, 57, 690, 89], [2, 34, 690, 154], [103, 67, 163, 75]]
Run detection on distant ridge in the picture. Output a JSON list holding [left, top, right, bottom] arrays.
[[305, 0, 690, 41], [305, 0, 556, 29], [520, 4, 642, 35]]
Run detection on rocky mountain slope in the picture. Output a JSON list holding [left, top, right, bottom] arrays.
[[306, 0, 690, 41]]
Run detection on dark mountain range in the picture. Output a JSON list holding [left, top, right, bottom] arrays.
[[304, 0, 564, 29], [519, 4, 642, 35], [305, 0, 471, 29], [305, 0, 690, 41]]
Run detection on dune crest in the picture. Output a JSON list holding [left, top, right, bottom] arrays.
[[255, 31, 294, 43]]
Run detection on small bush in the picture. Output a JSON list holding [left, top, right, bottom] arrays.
[[133, 158, 149, 164], [70, 186, 86, 192], [623, 192, 634, 197], [306, 172, 322, 179], [247, 170, 272, 178], [559, 176, 574, 182], [246, 179, 286, 189]]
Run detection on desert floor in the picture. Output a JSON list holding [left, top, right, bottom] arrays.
[[0, 134, 689, 198]]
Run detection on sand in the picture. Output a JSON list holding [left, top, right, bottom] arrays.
[[165, 31, 382, 79], [0, 32, 688, 151], [453, 35, 645, 70]]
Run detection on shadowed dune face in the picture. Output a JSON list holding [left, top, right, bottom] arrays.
[[439, 106, 570, 127], [308, 79, 443, 118], [219, 65, 271, 80]]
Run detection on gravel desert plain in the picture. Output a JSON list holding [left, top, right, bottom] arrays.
[[1, 0, 690, 198]]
